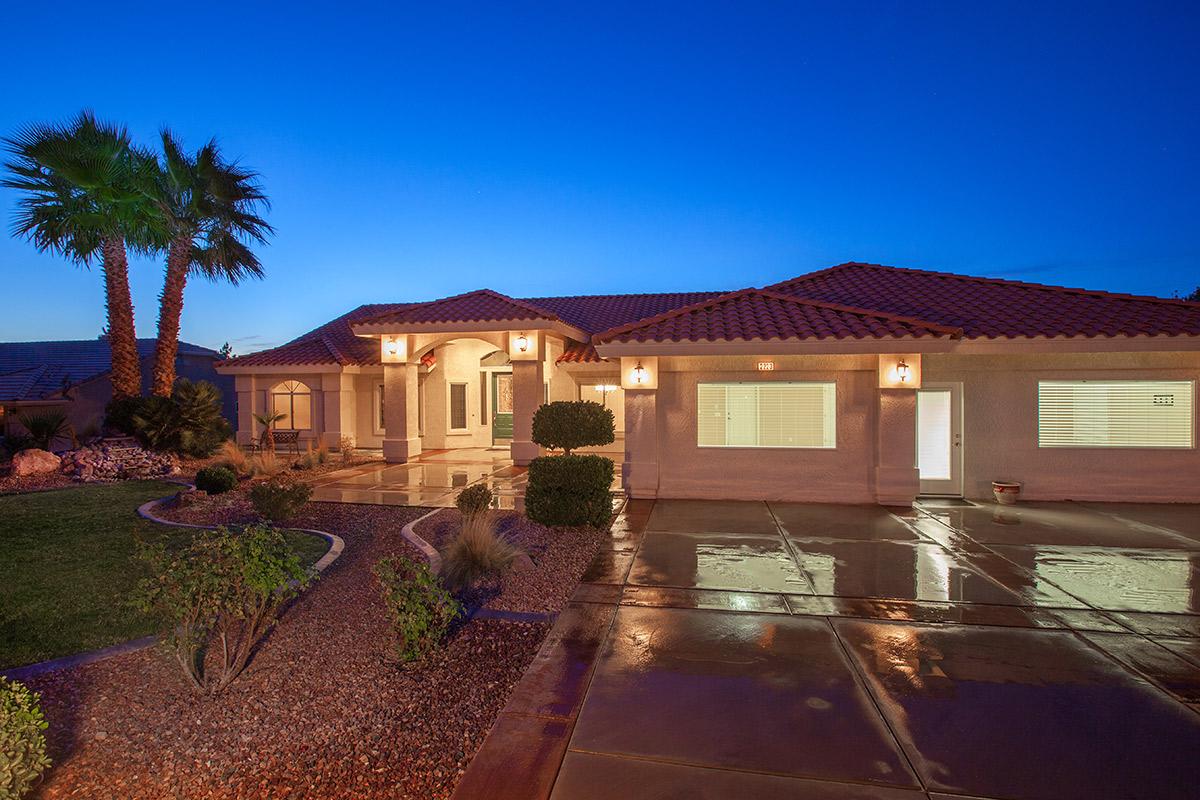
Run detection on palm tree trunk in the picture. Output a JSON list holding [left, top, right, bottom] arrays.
[[152, 237, 192, 397], [102, 237, 142, 399]]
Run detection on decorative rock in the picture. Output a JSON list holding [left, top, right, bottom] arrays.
[[12, 448, 61, 476], [59, 443, 179, 482], [175, 488, 208, 507], [510, 553, 536, 573]]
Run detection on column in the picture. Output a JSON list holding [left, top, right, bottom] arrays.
[[383, 363, 421, 463], [510, 358, 544, 465], [235, 374, 258, 446], [875, 388, 920, 506], [321, 372, 356, 449], [622, 389, 659, 498]]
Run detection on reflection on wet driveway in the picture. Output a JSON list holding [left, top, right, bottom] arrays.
[[307, 447, 527, 507]]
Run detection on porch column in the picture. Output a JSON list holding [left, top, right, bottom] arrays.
[[622, 389, 659, 498], [510, 358, 544, 465], [321, 372, 356, 449], [235, 374, 258, 446], [383, 363, 421, 463], [874, 389, 920, 506]]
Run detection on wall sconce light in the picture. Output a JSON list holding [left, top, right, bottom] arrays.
[[896, 360, 911, 383], [383, 337, 400, 358], [515, 333, 530, 353], [632, 362, 647, 385]]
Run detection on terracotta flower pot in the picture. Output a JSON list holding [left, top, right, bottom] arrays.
[[992, 480, 1021, 505]]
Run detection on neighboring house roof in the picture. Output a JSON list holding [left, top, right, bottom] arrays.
[[767, 262, 1200, 339], [595, 289, 963, 344], [0, 339, 219, 402], [219, 263, 1200, 370]]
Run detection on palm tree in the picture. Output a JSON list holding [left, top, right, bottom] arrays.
[[149, 131, 272, 396], [2, 112, 158, 399], [252, 411, 287, 452]]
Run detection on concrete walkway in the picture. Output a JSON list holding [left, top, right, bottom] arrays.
[[455, 498, 1200, 800]]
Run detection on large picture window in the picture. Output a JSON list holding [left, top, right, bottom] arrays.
[[1038, 380, 1194, 448], [697, 382, 836, 449], [270, 380, 312, 431]]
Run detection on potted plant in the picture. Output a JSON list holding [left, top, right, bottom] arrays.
[[992, 480, 1021, 505]]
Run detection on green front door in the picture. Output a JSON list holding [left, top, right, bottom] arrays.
[[491, 372, 514, 444]]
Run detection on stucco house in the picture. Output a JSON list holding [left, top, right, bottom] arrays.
[[1, 338, 234, 448], [217, 262, 1200, 505]]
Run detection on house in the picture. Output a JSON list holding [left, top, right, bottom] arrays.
[[216, 263, 1200, 505], [0, 338, 234, 448]]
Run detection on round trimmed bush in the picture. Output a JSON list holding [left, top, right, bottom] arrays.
[[456, 484, 493, 517], [1, 676, 51, 798], [531, 401, 615, 455], [194, 465, 238, 495], [524, 454, 614, 528]]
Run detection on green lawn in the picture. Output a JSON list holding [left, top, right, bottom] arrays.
[[0, 480, 330, 670]]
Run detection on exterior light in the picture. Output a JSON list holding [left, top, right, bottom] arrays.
[[632, 362, 647, 385], [515, 333, 530, 353], [896, 360, 911, 383], [383, 337, 400, 358]]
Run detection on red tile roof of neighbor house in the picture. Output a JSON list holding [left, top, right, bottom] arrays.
[[594, 288, 964, 344], [221, 264, 1200, 368], [768, 262, 1200, 339]]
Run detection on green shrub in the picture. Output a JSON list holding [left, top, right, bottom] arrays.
[[126, 379, 233, 457], [455, 484, 493, 517], [249, 481, 312, 522], [194, 465, 237, 494], [373, 555, 460, 662], [531, 401, 615, 455], [0, 677, 51, 799], [0, 434, 35, 460], [524, 454, 614, 528], [103, 395, 143, 436], [441, 511, 519, 590], [133, 524, 311, 693], [14, 410, 71, 451]]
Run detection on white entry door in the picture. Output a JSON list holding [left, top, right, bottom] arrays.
[[916, 382, 963, 496]]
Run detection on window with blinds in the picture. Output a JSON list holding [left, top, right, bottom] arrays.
[[1037, 380, 1194, 448], [697, 382, 836, 449], [449, 383, 468, 430]]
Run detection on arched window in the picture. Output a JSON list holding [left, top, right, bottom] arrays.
[[270, 380, 312, 430]]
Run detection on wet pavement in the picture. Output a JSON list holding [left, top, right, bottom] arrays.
[[454, 497, 1200, 800]]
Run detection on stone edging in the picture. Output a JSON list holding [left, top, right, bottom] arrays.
[[2, 488, 346, 683], [400, 507, 445, 573]]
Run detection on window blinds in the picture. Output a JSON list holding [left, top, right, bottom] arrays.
[[1037, 380, 1194, 448], [697, 382, 836, 448], [449, 383, 468, 430]]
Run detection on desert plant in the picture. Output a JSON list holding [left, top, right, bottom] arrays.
[[339, 435, 355, 464], [134, 524, 310, 693], [314, 440, 330, 465], [217, 440, 250, 477], [249, 450, 283, 478], [148, 130, 272, 397], [250, 480, 312, 522], [14, 410, 71, 452], [252, 411, 286, 452], [531, 400, 615, 455], [0, 676, 50, 799], [194, 465, 237, 494], [525, 454, 615, 528], [1, 433, 36, 459], [373, 555, 459, 662], [456, 484, 494, 517], [127, 379, 232, 457], [440, 511, 520, 590]]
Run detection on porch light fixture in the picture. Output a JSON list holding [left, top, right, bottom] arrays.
[[515, 333, 530, 353], [632, 362, 648, 385], [383, 337, 401, 358], [896, 360, 911, 383]]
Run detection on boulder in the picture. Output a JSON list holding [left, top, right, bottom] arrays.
[[12, 448, 62, 476], [510, 553, 536, 573]]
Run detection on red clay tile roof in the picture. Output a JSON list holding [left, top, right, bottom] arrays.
[[557, 342, 606, 364], [357, 289, 559, 327], [595, 289, 962, 344], [220, 303, 411, 367], [769, 262, 1200, 339], [526, 292, 726, 333]]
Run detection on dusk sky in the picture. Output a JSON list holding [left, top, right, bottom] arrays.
[[1, 2, 1197, 354]]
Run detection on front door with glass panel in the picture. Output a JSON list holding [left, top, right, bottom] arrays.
[[491, 372, 513, 444], [917, 382, 963, 496]]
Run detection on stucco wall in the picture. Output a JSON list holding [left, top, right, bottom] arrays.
[[926, 351, 1200, 502], [421, 339, 499, 450], [649, 355, 880, 503]]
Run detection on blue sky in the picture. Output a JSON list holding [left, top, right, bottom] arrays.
[[1, 1, 1197, 353]]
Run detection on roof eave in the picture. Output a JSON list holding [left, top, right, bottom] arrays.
[[594, 336, 960, 358], [350, 318, 590, 342]]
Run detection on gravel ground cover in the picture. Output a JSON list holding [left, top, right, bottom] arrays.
[[23, 502, 550, 800], [415, 508, 605, 613]]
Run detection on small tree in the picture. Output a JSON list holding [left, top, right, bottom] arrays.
[[252, 411, 286, 452], [531, 401, 615, 455]]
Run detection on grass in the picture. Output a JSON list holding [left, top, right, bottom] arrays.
[[0, 480, 330, 670]]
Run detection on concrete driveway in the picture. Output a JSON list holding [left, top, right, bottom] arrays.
[[456, 498, 1200, 800]]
